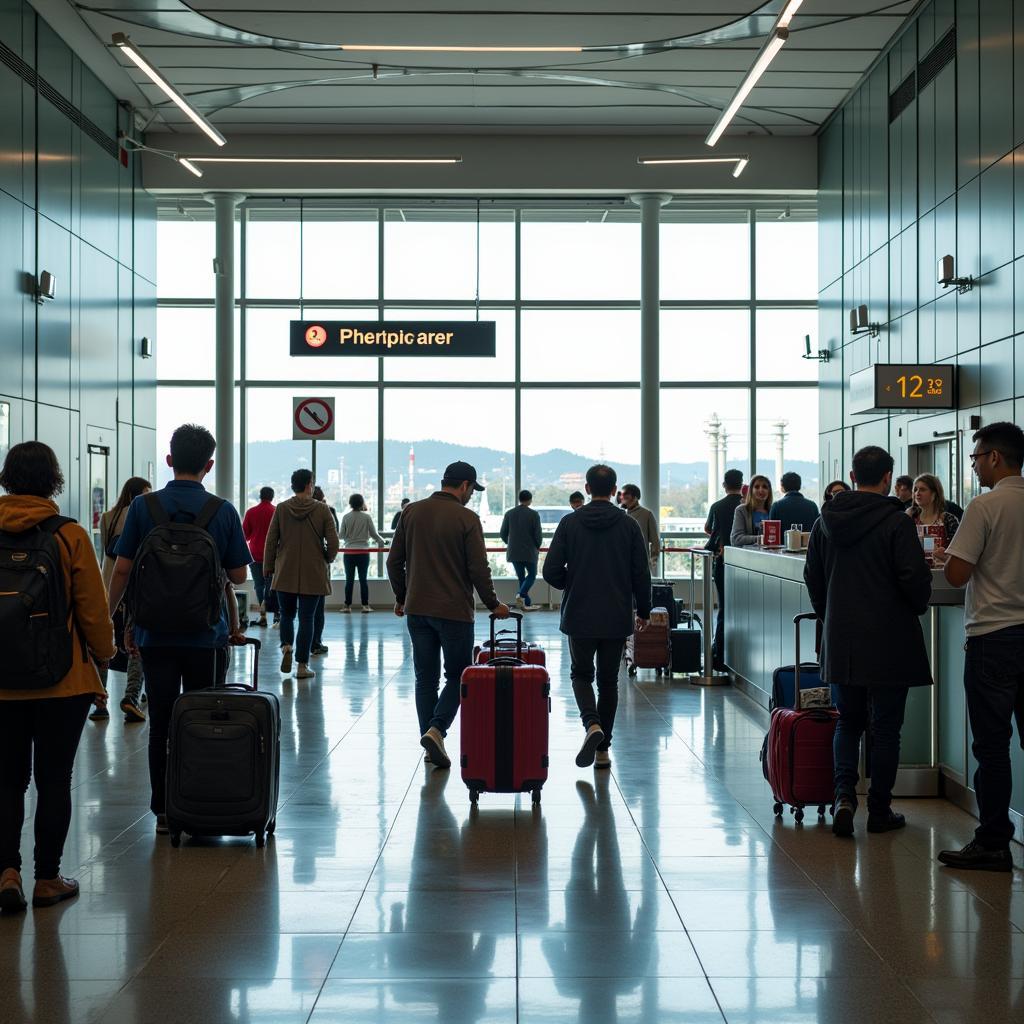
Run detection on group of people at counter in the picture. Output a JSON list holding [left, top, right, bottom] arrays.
[[705, 422, 1024, 871]]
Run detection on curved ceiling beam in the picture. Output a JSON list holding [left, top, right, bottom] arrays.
[[83, 0, 840, 58]]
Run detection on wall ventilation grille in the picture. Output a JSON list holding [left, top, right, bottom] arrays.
[[0, 38, 119, 160], [888, 72, 917, 123], [917, 26, 956, 92]]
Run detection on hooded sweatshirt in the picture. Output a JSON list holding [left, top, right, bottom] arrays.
[[262, 495, 340, 596], [543, 500, 652, 639], [0, 494, 115, 701], [804, 489, 932, 688]]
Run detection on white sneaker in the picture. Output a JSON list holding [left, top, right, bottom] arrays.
[[296, 663, 315, 679], [575, 723, 605, 768], [420, 727, 451, 769], [361, 606, 373, 614], [521, 603, 539, 612], [515, 595, 525, 610], [340, 606, 352, 614], [280, 645, 293, 674]]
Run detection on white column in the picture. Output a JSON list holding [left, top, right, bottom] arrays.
[[773, 419, 789, 489], [704, 413, 721, 510]]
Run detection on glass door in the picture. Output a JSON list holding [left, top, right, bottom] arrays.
[[87, 443, 110, 563]]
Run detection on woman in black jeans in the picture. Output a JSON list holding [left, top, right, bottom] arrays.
[[0, 442, 115, 911]]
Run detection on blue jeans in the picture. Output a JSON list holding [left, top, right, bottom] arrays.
[[251, 563, 278, 615], [833, 685, 909, 816], [344, 553, 370, 607], [407, 615, 475, 736], [964, 624, 1024, 849], [512, 560, 538, 605], [312, 595, 325, 648], [277, 592, 319, 664]]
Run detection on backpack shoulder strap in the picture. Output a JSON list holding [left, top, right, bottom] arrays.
[[145, 491, 170, 526], [194, 495, 225, 531]]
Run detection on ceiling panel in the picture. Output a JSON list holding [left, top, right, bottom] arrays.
[[62, 0, 916, 137]]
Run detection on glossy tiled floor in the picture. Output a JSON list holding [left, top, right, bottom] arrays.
[[2, 611, 1022, 1023]]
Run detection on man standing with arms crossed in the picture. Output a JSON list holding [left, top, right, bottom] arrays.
[[388, 461, 510, 769], [937, 423, 1024, 872]]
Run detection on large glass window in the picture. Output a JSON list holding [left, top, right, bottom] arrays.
[[156, 199, 818, 577]]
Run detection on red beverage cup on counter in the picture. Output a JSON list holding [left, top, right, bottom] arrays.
[[762, 520, 783, 547]]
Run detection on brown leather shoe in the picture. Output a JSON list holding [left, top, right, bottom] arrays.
[[32, 875, 80, 908], [0, 868, 26, 912]]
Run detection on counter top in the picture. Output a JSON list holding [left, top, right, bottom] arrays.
[[724, 545, 964, 605]]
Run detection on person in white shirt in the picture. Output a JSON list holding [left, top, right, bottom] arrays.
[[935, 422, 1024, 872], [339, 494, 385, 613]]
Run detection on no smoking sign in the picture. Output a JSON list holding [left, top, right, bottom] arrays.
[[293, 396, 335, 441]]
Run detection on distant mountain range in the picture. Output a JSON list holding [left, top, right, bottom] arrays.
[[242, 438, 818, 494]]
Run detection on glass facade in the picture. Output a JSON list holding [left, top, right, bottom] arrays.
[[157, 199, 817, 576]]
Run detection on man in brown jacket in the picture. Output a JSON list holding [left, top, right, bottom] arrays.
[[263, 469, 339, 681], [387, 461, 510, 768]]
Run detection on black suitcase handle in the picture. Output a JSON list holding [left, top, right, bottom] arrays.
[[489, 610, 523, 655], [791, 613, 817, 710], [219, 636, 261, 693]]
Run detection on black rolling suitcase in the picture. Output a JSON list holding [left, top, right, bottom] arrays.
[[670, 625, 702, 674], [166, 637, 280, 848], [651, 579, 677, 628]]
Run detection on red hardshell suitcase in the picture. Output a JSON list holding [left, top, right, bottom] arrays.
[[474, 627, 546, 666], [763, 613, 838, 824], [461, 613, 550, 806]]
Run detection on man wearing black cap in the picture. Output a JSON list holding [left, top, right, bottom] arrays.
[[387, 461, 510, 768]]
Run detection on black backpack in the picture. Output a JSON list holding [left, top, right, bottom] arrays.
[[0, 515, 82, 690], [127, 493, 227, 633]]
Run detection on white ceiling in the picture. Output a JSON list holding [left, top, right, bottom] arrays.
[[57, 0, 918, 138]]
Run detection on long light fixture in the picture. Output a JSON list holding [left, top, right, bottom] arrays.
[[112, 32, 227, 147], [187, 156, 462, 165], [638, 154, 749, 178], [339, 44, 582, 53], [705, 0, 804, 148], [177, 157, 203, 178]]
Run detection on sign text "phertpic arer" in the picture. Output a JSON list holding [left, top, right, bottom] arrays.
[[290, 321, 496, 358]]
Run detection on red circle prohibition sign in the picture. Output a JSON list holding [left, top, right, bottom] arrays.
[[294, 398, 334, 436]]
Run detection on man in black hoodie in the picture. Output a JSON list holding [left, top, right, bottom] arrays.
[[804, 445, 932, 838], [543, 464, 652, 769]]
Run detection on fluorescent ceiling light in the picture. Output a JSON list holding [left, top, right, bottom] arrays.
[[177, 157, 203, 178], [705, 27, 789, 148], [188, 157, 462, 165], [112, 32, 226, 147], [340, 44, 582, 53], [776, 0, 805, 29], [638, 154, 749, 177]]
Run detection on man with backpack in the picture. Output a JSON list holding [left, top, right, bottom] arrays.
[[106, 424, 251, 835]]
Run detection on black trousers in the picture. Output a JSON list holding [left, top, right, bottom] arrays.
[[140, 646, 228, 815], [344, 553, 370, 606], [569, 637, 626, 750], [712, 555, 726, 667], [0, 693, 92, 878]]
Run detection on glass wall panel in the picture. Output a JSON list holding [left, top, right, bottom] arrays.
[[301, 208, 379, 300], [755, 387, 820, 502], [521, 309, 640, 383], [384, 209, 514, 301], [755, 208, 818, 299], [246, 206, 301, 298], [521, 210, 640, 300], [156, 307, 241, 381], [660, 212, 750, 300], [660, 309, 750, 382], [755, 308, 819, 382], [384, 308, 515, 382], [157, 219, 215, 299]]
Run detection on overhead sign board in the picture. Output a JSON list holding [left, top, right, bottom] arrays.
[[290, 320, 496, 357], [849, 364, 957, 415], [293, 396, 335, 440]]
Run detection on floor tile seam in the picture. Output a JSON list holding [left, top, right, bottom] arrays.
[[66, 813, 159, 876], [305, 714, 434, 1021]]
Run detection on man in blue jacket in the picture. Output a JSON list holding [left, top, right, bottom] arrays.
[[543, 464, 651, 770], [769, 472, 820, 532]]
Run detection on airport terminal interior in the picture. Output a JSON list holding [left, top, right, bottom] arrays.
[[3, 0, 1024, 1021]]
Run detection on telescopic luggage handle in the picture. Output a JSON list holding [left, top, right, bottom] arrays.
[[219, 636, 261, 692], [791, 613, 817, 710], [489, 610, 523, 655]]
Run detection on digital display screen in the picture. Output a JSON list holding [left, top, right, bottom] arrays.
[[849, 364, 957, 414], [290, 320, 496, 357]]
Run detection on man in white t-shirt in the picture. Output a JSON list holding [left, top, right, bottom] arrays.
[[934, 422, 1024, 872]]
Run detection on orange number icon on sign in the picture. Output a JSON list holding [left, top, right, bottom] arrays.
[[305, 324, 327, 348]]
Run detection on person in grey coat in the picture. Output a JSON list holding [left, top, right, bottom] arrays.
[[804, 445, 932, 839], [500, 490, 543, 611]]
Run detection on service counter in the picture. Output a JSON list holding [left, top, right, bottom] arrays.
[[722, 546, 1015, 824]]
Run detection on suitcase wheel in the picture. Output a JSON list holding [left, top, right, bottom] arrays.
[[469, 789, 479, 805], [627, 665, 637, 677], [772, 802, 783, 816], [817, 804, 827, 819], [531, 789, 541, 805], [170, 832, 182, 848], [793, 807, 805, 824], [255, 831, 266, 849], [267, 821, 276, 835]]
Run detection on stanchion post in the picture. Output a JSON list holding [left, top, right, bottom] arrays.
[[688, 548, 730, 686]]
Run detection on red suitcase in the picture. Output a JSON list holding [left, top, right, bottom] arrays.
[[461, 613, 550, 805], [762, 613, 838, 823], [474, 627, 546, 666]]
